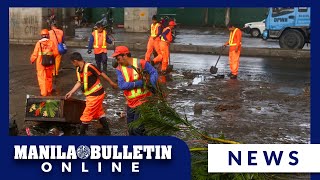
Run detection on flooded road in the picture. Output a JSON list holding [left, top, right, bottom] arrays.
[[84, 28, 310, 49], [9, 45, 310, 144]]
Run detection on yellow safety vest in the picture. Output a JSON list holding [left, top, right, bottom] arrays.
[[77, 63, 103, 96], [151, 23, 160, 37], [121, 58, 149, 99], [93, 30, 107, 49], [161, 27, 171, 42], [229, 28, 241, 46]]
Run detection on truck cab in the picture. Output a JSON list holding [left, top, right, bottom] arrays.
[[262, 7, 310, 49]]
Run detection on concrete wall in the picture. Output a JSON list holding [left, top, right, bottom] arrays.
[[124, 8, 157, 32], [9, 8, 43, 40], [9, 8, 75, 40]]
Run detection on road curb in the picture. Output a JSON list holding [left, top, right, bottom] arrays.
[[10, 39, 310, 59]]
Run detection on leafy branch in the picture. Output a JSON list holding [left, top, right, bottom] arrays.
[[129, 84, 272, 180]]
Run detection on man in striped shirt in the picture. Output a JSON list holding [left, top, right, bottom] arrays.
[[65, 52, 117, 136]]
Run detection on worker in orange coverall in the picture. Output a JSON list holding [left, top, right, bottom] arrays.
[[30, 29, 59, 96], [224, 23, 242, 79], [153, 20, 176, 73], [49, 23, 65, 76], [145, 15, 162, 62]]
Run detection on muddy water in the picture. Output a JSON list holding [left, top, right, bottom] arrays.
[[165, 53, 310, 144], [10, 45, 310, 145]]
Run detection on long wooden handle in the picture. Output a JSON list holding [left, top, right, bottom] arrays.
[[214, 46, 226, 67]]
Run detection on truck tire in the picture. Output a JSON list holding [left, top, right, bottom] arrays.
[[250, 28, 261, 37], [279, 29, 305, 49]]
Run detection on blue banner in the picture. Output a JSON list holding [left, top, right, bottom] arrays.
[[6, 137, 190, 179]]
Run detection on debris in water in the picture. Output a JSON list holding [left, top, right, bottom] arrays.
[[47, 127, 64, 136], [194, 103, 203, 115], [182, 71, 196, 79], [116, 111, 126, 118], [214, 104, 241, 112], [303, 85, 310, 96]]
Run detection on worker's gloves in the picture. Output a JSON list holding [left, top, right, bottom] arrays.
[[87, 50, 92, 54]]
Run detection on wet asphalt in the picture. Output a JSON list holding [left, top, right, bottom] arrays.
[[10, 45, 310, 145]]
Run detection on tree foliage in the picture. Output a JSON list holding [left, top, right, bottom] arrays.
[[129, 85, 272, 180]]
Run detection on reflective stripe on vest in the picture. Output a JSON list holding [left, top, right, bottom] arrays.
[[151, 23, 160, 37], [121, 58, 148, 99], [77, 63, 103, 96], [229, 28, 241, 46], [38, 52, 53, 55], [161, 27, 171, 42], [93, 30, 107, 49]]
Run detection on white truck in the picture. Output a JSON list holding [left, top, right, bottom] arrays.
[[243, 19, 265, 37]]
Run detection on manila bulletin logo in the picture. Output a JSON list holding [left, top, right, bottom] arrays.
[[76, 145, 91, 159], [14, 144, 172, 173]]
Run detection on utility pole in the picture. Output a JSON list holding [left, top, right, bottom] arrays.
[[204, 8, 209, 26], [225, 8, 230, 27], [62, 8, 67, 30], [61, 8, 74, 37]]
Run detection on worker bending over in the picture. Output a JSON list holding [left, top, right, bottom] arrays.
[[65, 52, 118, 136]]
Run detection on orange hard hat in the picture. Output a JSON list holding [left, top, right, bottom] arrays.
[[169, 21, 176, 26], [40, 29, 49, 35], [112, 46, 130, 57]]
